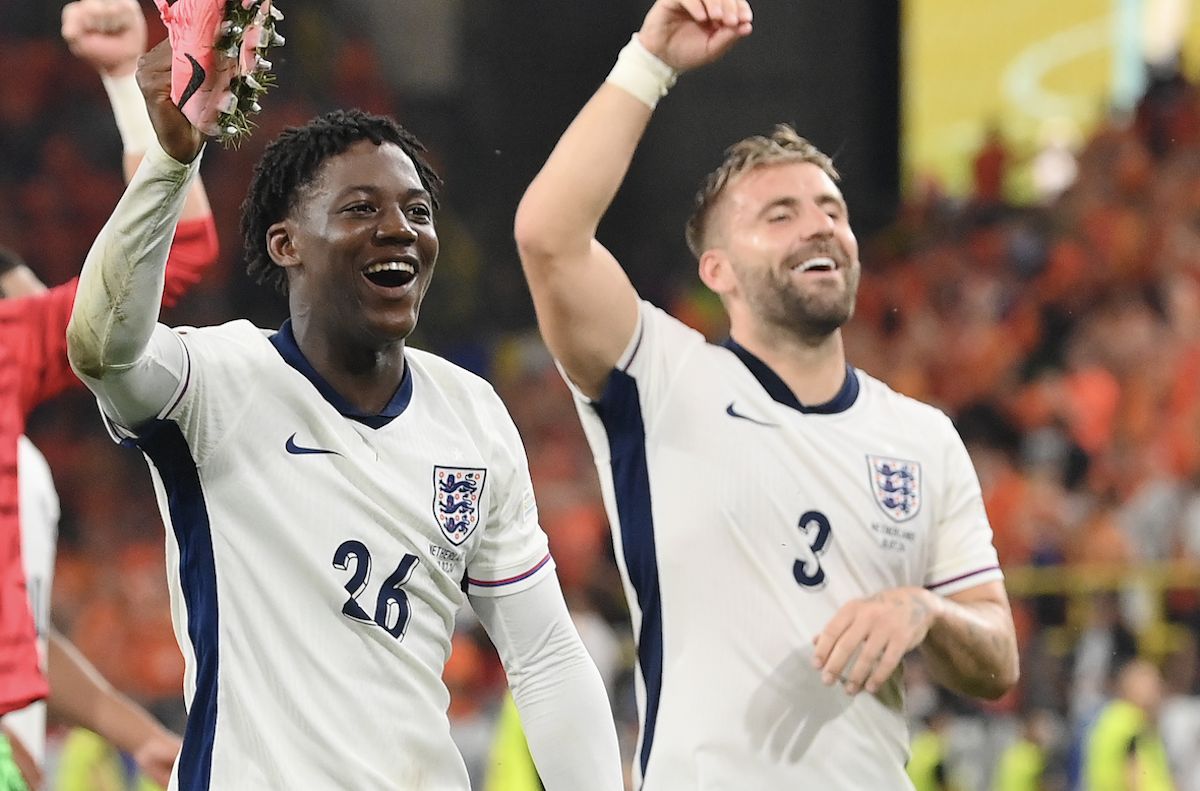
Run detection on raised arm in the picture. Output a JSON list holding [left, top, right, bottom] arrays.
[[66, 38, 207, 429], [63, 0, 212, 223], [63, 0, 218, 306], [513, 0, 751, 397], [3, 0, 207, 309]]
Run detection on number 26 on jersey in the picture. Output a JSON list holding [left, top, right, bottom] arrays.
[[332, 540, 420, 640]]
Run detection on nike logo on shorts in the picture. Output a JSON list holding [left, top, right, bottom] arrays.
[[285, 433, 340, 456]]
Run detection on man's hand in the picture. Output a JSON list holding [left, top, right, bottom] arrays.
[[62, 0, 147, 77], [137, 39, 206, 163], [133, 728, 181, 787], [638, 0, 753, 73], [812, 586, 942, 695]]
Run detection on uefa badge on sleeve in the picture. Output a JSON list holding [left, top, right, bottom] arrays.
[[432, 466, 486, 545], [866, 455, 922, 522]]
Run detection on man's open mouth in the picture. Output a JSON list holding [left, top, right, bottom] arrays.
[[363, 260, 418, 288], [791, 256, 837, 273]]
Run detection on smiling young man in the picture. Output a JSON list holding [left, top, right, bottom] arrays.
[[65, 36, 621, 791], [513, 0, 1019, 788]]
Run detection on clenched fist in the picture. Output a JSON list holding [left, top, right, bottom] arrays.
[[62, 0, 148, 77]]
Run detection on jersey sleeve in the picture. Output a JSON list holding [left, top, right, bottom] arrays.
[[101, 324, 262, 467], [470, 577, 624, 789], [464, 389, 554, 598], [924, 416, 1004, 596], [564, 300, 707, 425]]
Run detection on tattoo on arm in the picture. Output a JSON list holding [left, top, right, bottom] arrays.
[[921, 596, 1017, 700]]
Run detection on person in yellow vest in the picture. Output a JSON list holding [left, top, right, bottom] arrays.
[[909, 706, 961, 791], [54, 727, 165, 791], [485, 693, 541, 791], [1084, 658, 1175, 791], [993, 707, 1062, 791]]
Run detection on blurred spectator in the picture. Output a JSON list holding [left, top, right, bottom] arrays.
[[1161, 632, 1200, 790], [992, 707, 1065, 791], [1083, 658, 1174, 791], [908, 704, 964, 791], [973, 123, 1011, 207], [483, 694, 539, 791], [1069, 591, 1140, 728]]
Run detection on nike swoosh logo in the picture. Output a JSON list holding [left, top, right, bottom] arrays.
[[178, 54, 207, 112], [725, 402, 777, 427], [285, 433, 340, 456]]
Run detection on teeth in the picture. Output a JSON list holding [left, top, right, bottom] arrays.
[[364, 261, 416, 275], [796, 256, 836, 272]]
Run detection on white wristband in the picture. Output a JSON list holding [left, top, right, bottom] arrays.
[[605, 34, 678, 110], [100, 71, 157, 154]]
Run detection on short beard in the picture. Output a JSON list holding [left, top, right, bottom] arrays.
[[739, 263, 859, 345]]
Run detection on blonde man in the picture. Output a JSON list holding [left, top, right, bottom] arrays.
[[514, 1, 1019, 788]]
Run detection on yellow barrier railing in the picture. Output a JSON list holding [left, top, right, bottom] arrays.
[[1003, 562, 1200, 596], [1002, 561, 1200, 658]]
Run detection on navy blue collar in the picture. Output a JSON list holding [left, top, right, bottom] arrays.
[[270, 319, 413, 429], [720, 337, 859, 415]]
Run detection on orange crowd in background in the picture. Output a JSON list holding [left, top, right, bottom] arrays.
[[2, 13, 1200, 772]]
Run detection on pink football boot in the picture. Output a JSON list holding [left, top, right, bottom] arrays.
[[154, 0, 283, 142]]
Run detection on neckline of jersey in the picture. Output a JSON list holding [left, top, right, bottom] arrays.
[[270, 319, 414, 428], [720, 337, 860, 415]]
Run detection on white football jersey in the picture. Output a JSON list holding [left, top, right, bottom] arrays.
[[1, 436, 59, 764], [568, 302, 1002, 790], [103, 320, 553, 790]]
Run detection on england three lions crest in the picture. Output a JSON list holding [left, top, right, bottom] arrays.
[[433, 466, 487, 545], [867, 455, 921, 522]]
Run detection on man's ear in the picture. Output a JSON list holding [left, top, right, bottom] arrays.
[[266, 221, 300, 269], [698, 248, 734, 296]]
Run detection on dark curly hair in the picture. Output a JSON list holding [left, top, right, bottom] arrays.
[[240, 109, 443, 295]]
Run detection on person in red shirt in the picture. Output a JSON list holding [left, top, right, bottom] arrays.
[[0, 0, 218, 716]]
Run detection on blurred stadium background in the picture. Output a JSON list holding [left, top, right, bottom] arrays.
[[4, 0, 1200, 788]]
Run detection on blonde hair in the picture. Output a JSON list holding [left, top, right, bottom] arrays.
[[684, 124, 839, 258]]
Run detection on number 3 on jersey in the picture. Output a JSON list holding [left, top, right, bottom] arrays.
[[793, 510, 832, 589], [332, 540, 420, 639]]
